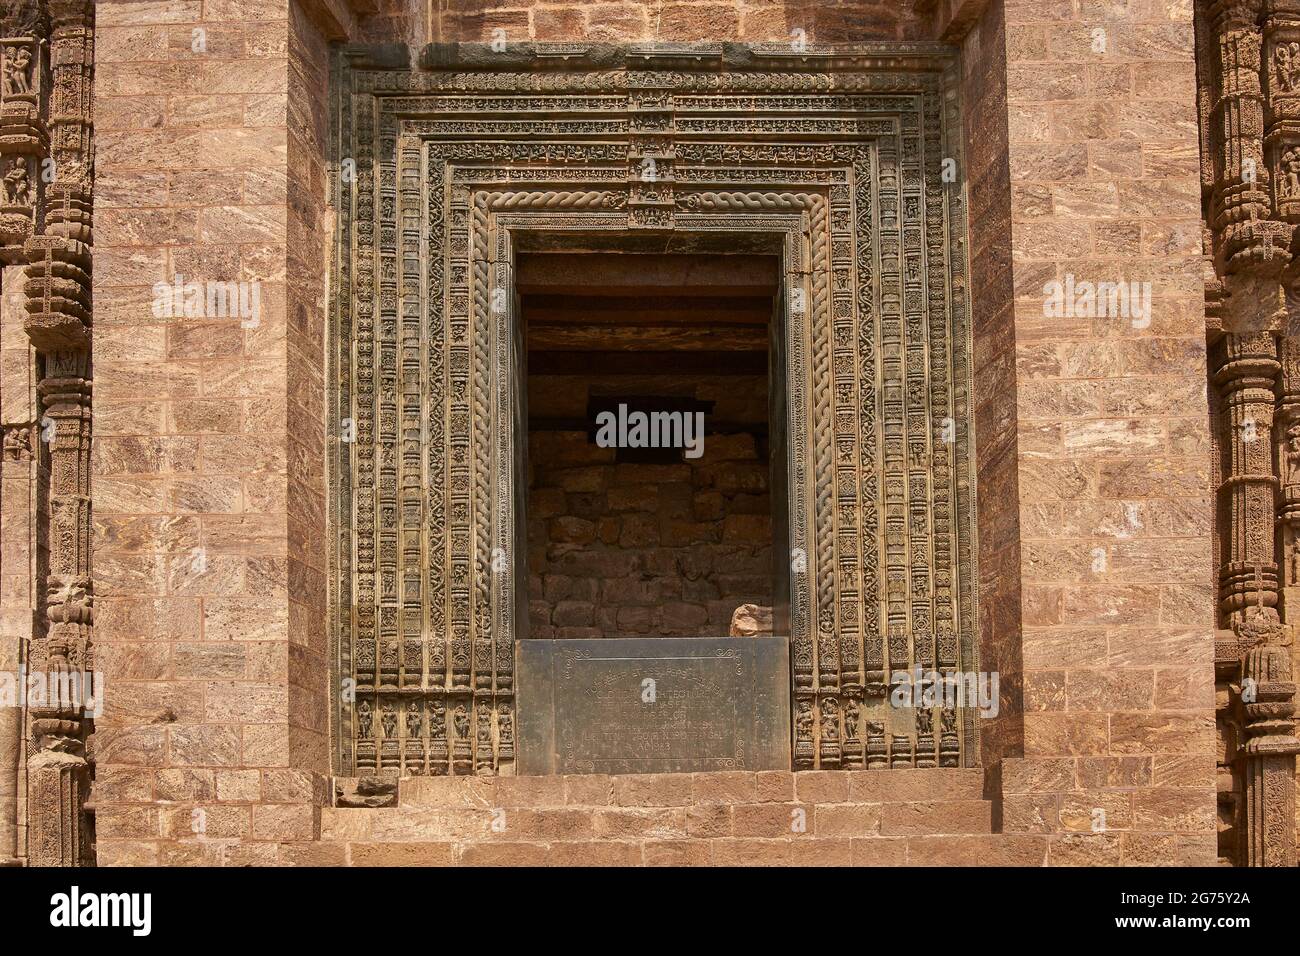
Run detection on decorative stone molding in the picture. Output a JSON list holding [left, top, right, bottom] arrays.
[[330, 42, 978, 777], [0, 0, 93, 867]]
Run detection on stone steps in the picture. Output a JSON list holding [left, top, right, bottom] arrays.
[[319, 768, 1012, 865], [391, 766, 989, 808]]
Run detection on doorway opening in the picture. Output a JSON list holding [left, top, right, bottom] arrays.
[[520, 251, 789, 641]]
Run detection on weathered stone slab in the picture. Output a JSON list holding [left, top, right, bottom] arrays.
[[517, 637, 790, 775]]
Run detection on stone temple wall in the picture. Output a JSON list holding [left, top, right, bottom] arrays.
[[354, 1, 927, 48], [991, 0, 1217, 865], [0, 0, 1249, 866], [90, 0, 336, 865], [527, 430, 774, 641]]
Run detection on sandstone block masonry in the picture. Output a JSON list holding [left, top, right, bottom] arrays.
[[0, 0, 1235, 867], [528, 430, 773, 640]]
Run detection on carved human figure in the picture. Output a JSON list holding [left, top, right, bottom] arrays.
[[940, 706, 956, 737], [916, 707, 933, 736], [1281, 147, 1300, 199], [2, 158, 29, 205], [844, 699, 860, 739], [1277, 42, 1300, 93], [405, 700, 421, 738], [2, 426, 31, 462], [795, 699, 813, 737], [1, 46, 32, 97], [498, 709, 514, 744], [430, 698, 446, 740], [356, 698, 374, 739], [819, 697, 839, 741], [1285, 422, 1300, 485], [380, 702, 397, 738], [453, 703, 470, 740]]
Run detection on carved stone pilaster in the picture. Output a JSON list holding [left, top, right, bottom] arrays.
[[26, 746, 88, 866], [0, 0, 95, 868], [26, 353, 92, 867], [22, 232, 88, 350], [1279, 334, 1300, 605], [1201, 0, 1300, 868], [43, 0, 91, 190], [1214, 333, 1281, 622], [1209, 0, 1294, 278], [1240, 639, 1300, 865]]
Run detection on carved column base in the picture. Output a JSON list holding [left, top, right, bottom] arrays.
[[26, 747, 89, 867], [1244, 752, 1298, 866], [0, 702, 20, 864]]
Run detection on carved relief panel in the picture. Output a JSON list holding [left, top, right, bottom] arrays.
[[0, 0, 46, 263], [330, 43, 978, 775]]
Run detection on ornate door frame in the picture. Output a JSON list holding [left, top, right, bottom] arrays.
[[329, 42, 979, 777]]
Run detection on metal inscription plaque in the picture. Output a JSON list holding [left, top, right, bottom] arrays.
[[517, 637, 791, 775]]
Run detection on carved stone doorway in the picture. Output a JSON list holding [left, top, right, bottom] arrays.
[[514, 241, 794, 775], [329, 43, 979, 778], [519, 248, 786, 646]]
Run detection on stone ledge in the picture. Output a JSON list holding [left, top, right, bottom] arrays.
[[321, 796, 992, 843], [385, 767, 989, 809]]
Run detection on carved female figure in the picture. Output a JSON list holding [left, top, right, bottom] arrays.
[[1281, 147, 1300, 199], [795, 699, 813, 736], [819, 696, 840, 741], [356, 698, 374, 739], [916, 707, 933, 736], [940, 706, 956, 737], [1286, 422, 1300, 484], [844, 698, 860, 739], [1277, 42, 1300, 94]]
